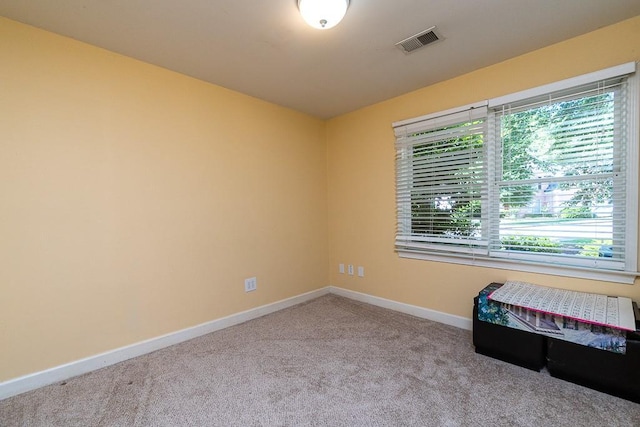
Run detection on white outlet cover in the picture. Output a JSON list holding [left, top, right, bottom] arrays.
[[357, 266, 364, 277], [244, 277, 257, 292], [348, 265, 354, 275], [339, 264, 345, 274]]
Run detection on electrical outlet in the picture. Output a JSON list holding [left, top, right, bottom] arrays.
[[244, 277, 257, 292], [339, 263, 345, 274], [348, 265, 354, 275], [357, 266, 364, 277]]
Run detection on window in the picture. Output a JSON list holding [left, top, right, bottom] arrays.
[[395, 103, 489, 254], [393, 63, 638, 283]]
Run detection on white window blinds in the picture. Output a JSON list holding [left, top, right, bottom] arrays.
[[393, 62, 638, 283], [394, 104, 488, 254], [488, 76, 631, 271]]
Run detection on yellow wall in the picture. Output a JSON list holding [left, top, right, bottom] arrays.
[[0, 17, 328, 381], [327, 16, 640, 317]]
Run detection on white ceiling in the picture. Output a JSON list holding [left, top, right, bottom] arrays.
[[1, 1, 640, 119]]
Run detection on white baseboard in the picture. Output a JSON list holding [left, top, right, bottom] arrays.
[[0, 285, 471, 401], [329, 286, 473, 331], [0, 287, 330, 401]]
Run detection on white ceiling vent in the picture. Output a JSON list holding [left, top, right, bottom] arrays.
[[395, 26, 442, 54]]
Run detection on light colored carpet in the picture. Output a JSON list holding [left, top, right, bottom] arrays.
[[1, 294, 639, 426]]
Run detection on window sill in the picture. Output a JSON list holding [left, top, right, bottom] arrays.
[[397, 249, 638, 285]]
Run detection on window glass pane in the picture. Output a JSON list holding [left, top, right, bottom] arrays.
[[495, 87, 623, 262], [409, 121, 484, 243]]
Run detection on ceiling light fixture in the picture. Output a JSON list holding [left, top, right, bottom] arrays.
[[298, 0, 350, 30]]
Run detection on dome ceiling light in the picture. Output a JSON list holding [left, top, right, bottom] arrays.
[[298, 0, 350, 30]]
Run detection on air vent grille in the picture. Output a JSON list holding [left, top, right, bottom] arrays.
[[396, 26, 442, 54]]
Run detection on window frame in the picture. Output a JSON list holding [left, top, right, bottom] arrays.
[[393, 62, 639, 284]]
